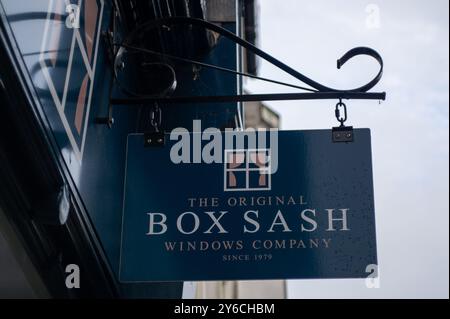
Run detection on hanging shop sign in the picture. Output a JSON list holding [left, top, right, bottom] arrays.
[[119, 128, 377, 282]]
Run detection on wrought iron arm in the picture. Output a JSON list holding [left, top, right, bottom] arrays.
[[151, 17, 384, 93], [108, 17, 386, 105]]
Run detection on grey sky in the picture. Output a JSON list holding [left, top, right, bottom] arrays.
[[245, 0, 449, 298]]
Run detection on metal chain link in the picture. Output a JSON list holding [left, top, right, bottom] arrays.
[[150, 103, 162, 132], [335, 99, 348, 127]]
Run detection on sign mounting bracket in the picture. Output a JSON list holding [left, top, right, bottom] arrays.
[[97, 15, 386, 128]]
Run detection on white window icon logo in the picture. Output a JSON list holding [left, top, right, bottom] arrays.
[[224, 149, 271, 191]]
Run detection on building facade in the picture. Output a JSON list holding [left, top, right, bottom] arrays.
[[0, 0, 274, 298]]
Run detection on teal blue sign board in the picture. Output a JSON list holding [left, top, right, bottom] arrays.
[[119, 129, 377, 282]]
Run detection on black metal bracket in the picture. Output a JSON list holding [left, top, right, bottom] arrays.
[[332, 126, 354, 143], [144, 132, 165, 147], [97, 15, 386, 128], [110, 92, 385, 105]]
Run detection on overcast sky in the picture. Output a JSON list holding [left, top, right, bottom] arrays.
[[245, 0, 449, 298]]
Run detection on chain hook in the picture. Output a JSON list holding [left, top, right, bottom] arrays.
[[335, 99, 348, 127], [149, 102, 162, 132]]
